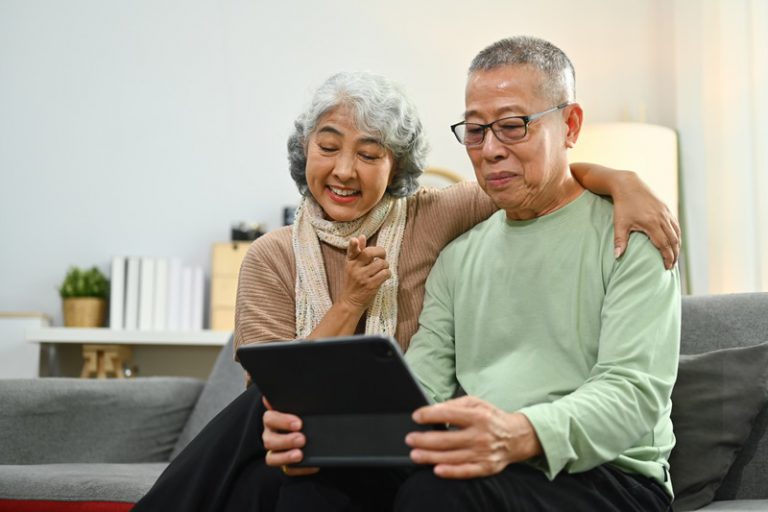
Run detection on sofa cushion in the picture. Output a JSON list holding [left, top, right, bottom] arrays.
[[681, 293, 768, 502], [0, 462, 167, 503], [697, 500, 768, 511], [714, 401, 768, 501], [0, 378, 203, 464], [669, 342, 768, 511]]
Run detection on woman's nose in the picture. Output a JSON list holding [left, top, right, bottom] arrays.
[[332, 153, 356, 180]]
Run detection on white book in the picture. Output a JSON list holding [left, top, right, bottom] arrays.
[[180, 266, 193, 331], [191, 266, 205, 331], [153, 258, 168, 331], [138, 257, 156, 331], [109, 256, 126, 330], [124, 257, 141, 330], [166, 258, 183, 331]]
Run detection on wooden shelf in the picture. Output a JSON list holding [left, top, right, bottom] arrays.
[[26, 327, 231, 346]]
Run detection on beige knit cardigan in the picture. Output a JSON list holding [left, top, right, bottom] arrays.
[[234, 181, 496, 354]]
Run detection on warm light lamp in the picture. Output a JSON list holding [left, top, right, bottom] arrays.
[[569, 122, 679, 217]]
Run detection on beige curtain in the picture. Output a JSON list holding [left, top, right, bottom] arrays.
[[673, 0, 768, 294]]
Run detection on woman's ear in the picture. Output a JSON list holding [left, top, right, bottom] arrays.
[[564, 103, 584, 148]]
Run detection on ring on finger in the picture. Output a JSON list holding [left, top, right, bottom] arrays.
[[281, 465, 289, 475]]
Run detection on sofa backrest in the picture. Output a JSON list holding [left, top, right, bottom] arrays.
[[681, 292, 768, 500], [170, 335, 245, 458], [0, 378, 203, 464]]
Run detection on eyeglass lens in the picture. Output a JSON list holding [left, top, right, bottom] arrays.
[[456, 117, 527, 145]]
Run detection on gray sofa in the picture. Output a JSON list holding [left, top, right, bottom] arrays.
[[0, 339, 245, 509], [0, 293, 767, 511]]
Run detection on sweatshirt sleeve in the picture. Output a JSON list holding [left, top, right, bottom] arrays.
[[404, 250, 460, 403], [519, 234, 681, 478]]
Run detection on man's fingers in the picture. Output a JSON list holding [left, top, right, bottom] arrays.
[[410, 447, 476, 466], [412, 395, 491, 424], [412, 404, 480, 427], [433, 462, 488, 480], [406, 428, 475, 451], [447, 395, 488, 409]]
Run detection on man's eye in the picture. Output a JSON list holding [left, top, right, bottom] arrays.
[[499, 122, 525, 131], [465, 126, 484, 136]]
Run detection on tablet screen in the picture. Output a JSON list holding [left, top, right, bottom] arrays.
[[236, 335, 430, 416]]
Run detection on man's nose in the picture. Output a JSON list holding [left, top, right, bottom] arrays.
[[480, 128, 507, 160]]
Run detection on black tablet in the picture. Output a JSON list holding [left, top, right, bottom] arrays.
[[236, 335, 441, 467]]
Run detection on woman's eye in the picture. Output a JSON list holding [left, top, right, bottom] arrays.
[[359, 153, 379, 161], [319, 145, 337, 153]]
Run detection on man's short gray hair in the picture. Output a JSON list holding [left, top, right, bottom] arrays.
[[469, 36, 576, 104], [287, 71, 428, 198]]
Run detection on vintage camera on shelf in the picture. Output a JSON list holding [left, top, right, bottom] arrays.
[[231, 222, 265, 242]]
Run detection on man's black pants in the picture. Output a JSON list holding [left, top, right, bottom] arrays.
[[132, 386, 671, 511]]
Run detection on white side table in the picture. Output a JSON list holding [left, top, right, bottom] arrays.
[[26, 327, 230, 378]]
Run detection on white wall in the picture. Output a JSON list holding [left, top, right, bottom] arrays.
[[0, 0, 673, 325]]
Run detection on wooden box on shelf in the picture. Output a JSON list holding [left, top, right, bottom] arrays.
[[210, 242, 252, 331]]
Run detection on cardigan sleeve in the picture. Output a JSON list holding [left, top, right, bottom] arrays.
[[234, 230, 297, 352]]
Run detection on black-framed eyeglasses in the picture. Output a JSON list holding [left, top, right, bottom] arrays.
[[450, 102, 571, 146]]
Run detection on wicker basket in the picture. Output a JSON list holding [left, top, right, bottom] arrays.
[[62, 298, 106, 327]]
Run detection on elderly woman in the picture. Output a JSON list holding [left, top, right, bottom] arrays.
[[134, 71, 679, 511]]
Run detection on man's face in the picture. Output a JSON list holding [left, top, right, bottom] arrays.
[[464, 65, 579, 218]]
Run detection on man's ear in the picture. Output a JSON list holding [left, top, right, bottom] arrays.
[[564, 103, 583, 148]]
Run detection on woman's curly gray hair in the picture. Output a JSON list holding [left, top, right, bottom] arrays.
[[287, 71, 428, 197]]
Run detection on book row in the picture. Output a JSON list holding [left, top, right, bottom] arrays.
[[109, 256, 205, 331]]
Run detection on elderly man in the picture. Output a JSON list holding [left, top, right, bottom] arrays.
[[398, 36, 680, 511]]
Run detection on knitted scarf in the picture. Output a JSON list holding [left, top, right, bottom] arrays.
[[292, 194, 407, 339]]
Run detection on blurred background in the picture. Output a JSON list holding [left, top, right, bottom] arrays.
[[1, 0, 766, 327]]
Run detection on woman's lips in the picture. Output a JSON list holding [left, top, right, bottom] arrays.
[[326, 186, 360, 203]]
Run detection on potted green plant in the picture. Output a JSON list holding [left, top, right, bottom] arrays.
[[59, 266, 110, 327]]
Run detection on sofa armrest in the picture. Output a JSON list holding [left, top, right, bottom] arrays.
[[0, 377, 204, 464]]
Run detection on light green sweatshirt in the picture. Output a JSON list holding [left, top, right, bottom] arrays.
[[405, 191, 681, 497]]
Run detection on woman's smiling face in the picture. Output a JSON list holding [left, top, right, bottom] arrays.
[[305, 105, 396, 222]]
